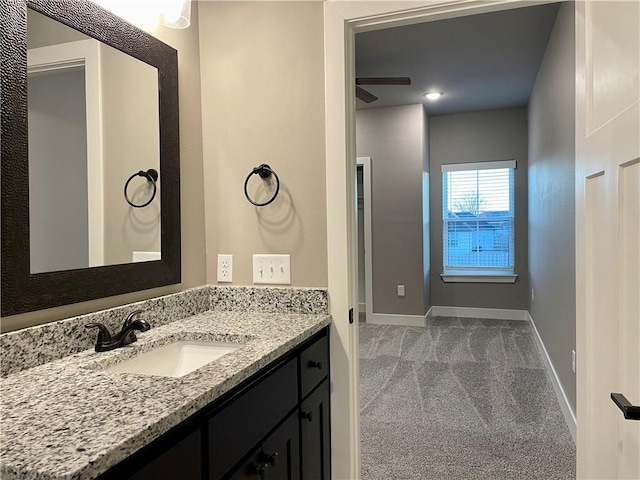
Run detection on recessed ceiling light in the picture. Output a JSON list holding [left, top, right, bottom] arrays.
[[424, 92, 443, 101]]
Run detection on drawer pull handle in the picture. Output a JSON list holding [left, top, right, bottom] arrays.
[[250, 452, 278, 479], [249, 463, 267, 479], [300, 410, 313, 422], [261, 451, 278, 467], [308, 360, 323, 370]]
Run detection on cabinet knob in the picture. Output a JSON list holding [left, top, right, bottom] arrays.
[[249, 462, 267, 479], [300, 410, 313, 422], [260, 451, 278, 467], [308, 360, 323, 370]]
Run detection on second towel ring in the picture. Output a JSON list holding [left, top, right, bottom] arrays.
[[124, 169, 158, 208], [244, 164, 280, 207]]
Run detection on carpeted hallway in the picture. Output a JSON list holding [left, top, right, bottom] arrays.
[[359, 317, 576, 479]]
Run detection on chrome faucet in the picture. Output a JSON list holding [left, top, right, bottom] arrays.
[[85, 310, 151, 352]]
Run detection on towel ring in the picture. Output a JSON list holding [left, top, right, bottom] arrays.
[[244, 164, 280, 207], [124, 169, 158, 208]]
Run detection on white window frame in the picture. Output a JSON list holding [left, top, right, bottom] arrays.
[[440, 160, 518, 284]]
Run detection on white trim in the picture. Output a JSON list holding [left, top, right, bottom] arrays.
[[27, 58, 85, 73], [429, 305, 529, 321], [368, 313, 426, 327], [28, 39, 104, 267], [356, 157, 373, 324], [324, 5, 359, 479], [528, 312, 577, 442], [358, 302, 366, 313], [441, 159, 516, 172], [441, 272, 518, 283]]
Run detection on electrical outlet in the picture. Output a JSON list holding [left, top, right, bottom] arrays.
[[571, 349, 576, 374], [217, 254, 233, 283], [531, 288, 535, 301], [253, 254, 291, 284], [397, 285, 405, 297]]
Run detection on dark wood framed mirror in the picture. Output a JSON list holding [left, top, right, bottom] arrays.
[[1, 0, 181, 317]]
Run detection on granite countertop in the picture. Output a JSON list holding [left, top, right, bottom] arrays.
[[0, 310, 331, 480]]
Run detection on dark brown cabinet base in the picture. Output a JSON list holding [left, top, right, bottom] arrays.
[[300, 379, 331, 480], [228, 413, 300, 480], [97, 328, 330, 480]]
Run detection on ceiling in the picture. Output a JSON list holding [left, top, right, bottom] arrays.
[[355, 3, 561, 115]]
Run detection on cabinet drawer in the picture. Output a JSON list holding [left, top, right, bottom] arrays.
[[299, 333, 328, 399], [209, 358, 298, 480], [129, 429, 201, 480], [226, 412, 300, 480], [97, 425, 201, 480]]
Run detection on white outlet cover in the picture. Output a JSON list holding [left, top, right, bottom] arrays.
[[253, 254, 291, 285], [217, 254, 233, 283]]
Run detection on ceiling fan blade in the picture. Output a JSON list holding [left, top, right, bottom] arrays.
[[356, 86, 378, 103], [356, 77, 411, 86]]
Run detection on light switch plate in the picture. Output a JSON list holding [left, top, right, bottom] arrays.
[[217, 254, 233, 283], [253, 254, 291, 284]]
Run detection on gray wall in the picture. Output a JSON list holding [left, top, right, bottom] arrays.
[[429, 107, 529, 309], [528, 2, 576, 411], [28, 68, 89, 273], [198, 2, 327, 287], [356, 104, 428, 316], [27, 9, 86, 48], [101, 43, 161, 265]]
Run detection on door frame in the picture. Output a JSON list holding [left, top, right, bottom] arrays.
[[356, 157, 373, 324], [27, 39, 105, 267], [323, 1, 562, 478]]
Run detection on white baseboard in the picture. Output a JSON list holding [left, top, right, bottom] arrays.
[[528, 312, 577, 443], [368, 313, 426, 327], [429, 305, 529, 321]]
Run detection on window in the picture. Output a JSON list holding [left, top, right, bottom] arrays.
[[441, 160, 516, 282]]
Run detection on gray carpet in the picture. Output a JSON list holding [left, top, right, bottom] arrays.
[[359, 317, 576, 480]]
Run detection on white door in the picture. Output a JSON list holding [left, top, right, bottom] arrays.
[[575, 1, 640, 478]]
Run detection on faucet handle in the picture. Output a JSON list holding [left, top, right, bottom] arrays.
[[122, 310, 145, 330], [85, 323, 113, 349]]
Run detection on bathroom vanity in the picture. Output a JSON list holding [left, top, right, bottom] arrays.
[[0, 287, 332, 480], [100, 328, 329, 480], [0, 2, 332, 477]]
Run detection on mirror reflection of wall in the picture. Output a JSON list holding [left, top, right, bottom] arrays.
[[27, 9, 161, 273]]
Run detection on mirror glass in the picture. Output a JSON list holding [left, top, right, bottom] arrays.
[[27, 8, 161, 274]]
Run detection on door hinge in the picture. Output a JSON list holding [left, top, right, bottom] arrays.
[[348, 308, 354, 324]]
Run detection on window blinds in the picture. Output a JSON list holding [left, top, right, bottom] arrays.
[[442, 160, 515, 271]]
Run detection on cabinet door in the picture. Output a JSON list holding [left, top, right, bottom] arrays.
[[300, 379, 330, 480], [228, 413, 300, 480], [299, 333, 329, 399], [209, 359, 297, 480], [128, 429, 201, 480]]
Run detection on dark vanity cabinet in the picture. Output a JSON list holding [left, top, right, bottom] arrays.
[[98, 328, 330, 480], [300, 379, 331, 480], [128, 429, 202, 480], [226, 412, 301, 480]]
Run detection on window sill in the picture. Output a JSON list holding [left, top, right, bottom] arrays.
[[440, 271, 518, 284]]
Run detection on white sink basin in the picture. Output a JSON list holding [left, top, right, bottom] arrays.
[[105, 340, 242, 378]]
